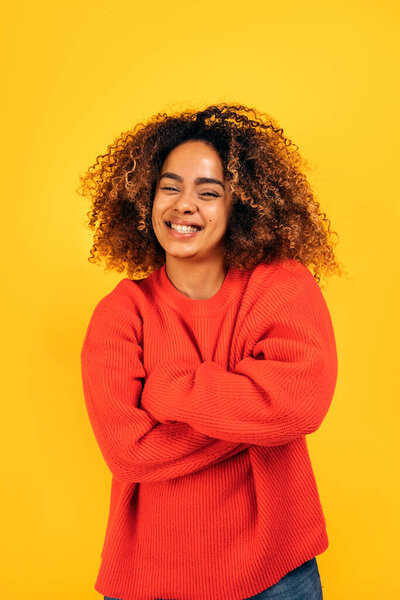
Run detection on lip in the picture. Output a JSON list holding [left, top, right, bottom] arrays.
[[165, 219, 204, 228], [164, 220, 203, 239]]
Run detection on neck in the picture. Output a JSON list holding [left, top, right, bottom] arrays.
[[164, 257, 227, 300]]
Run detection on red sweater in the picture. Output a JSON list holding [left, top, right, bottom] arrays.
[[80, 258, 338, 600]]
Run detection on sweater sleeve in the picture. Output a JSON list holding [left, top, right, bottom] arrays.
[[141, 264, 338, 446], [80, 291, 250, 483]]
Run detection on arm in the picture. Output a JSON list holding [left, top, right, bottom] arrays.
[[80, 291, 250, 484], [141, 264, 338, 445]]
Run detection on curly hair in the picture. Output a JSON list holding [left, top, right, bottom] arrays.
[[77, 102, 346, 286]]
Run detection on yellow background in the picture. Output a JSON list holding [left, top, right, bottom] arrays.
[[2, 0, 399, 598]]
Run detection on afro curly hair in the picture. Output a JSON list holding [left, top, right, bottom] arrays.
[[77, 102, 345, 286]]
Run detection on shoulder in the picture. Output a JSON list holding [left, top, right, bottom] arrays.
[[241, 260, 336, 353], [250, 258, 319, 297], [246, 259, 333, 326], [91, 278, 143, 315], [84, 278, 146, 343]]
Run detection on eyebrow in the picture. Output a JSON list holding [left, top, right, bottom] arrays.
[[159, 172, 225, 191]]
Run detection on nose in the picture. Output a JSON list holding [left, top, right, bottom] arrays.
[[171, 190, 198, 213]]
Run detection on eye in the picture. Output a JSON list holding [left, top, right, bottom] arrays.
[[161, 187, 219, 198]]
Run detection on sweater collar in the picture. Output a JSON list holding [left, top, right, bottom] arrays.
[[151, 263, 246, 318]]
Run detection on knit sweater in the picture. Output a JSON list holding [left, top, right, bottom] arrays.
[[80, 258, 338, 600]]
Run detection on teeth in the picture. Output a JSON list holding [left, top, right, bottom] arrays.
[[169, 222, 201, 233]]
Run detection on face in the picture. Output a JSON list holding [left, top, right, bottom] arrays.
[[151, 140, 232, 265]]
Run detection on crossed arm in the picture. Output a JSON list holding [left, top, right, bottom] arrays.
[[81, 265, 337, 483]]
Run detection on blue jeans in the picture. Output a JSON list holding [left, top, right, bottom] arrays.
[[104, 556, 323, 599]]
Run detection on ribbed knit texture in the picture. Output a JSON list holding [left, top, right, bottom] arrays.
[[80, 258, 338, 600]]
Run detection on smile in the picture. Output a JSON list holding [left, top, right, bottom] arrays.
[[164, 221, 203, 238]]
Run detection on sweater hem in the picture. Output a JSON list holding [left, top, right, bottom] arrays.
[[93, 530, 329, 600]]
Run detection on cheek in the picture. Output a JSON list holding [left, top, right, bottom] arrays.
[[151, 200, 163, 222], [152, 196, 169, 218]]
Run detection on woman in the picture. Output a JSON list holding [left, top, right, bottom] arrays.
[[79, 103, 344, 600]]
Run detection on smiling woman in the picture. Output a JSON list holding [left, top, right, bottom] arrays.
[[78, 102, 343, 600]]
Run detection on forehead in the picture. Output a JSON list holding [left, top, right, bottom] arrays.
[[163, 141, 223, 173]]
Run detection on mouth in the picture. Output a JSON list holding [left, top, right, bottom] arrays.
[[164, 221, 204, 239]]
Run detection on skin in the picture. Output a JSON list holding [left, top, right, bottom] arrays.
[[151, 140, 233, 300]]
